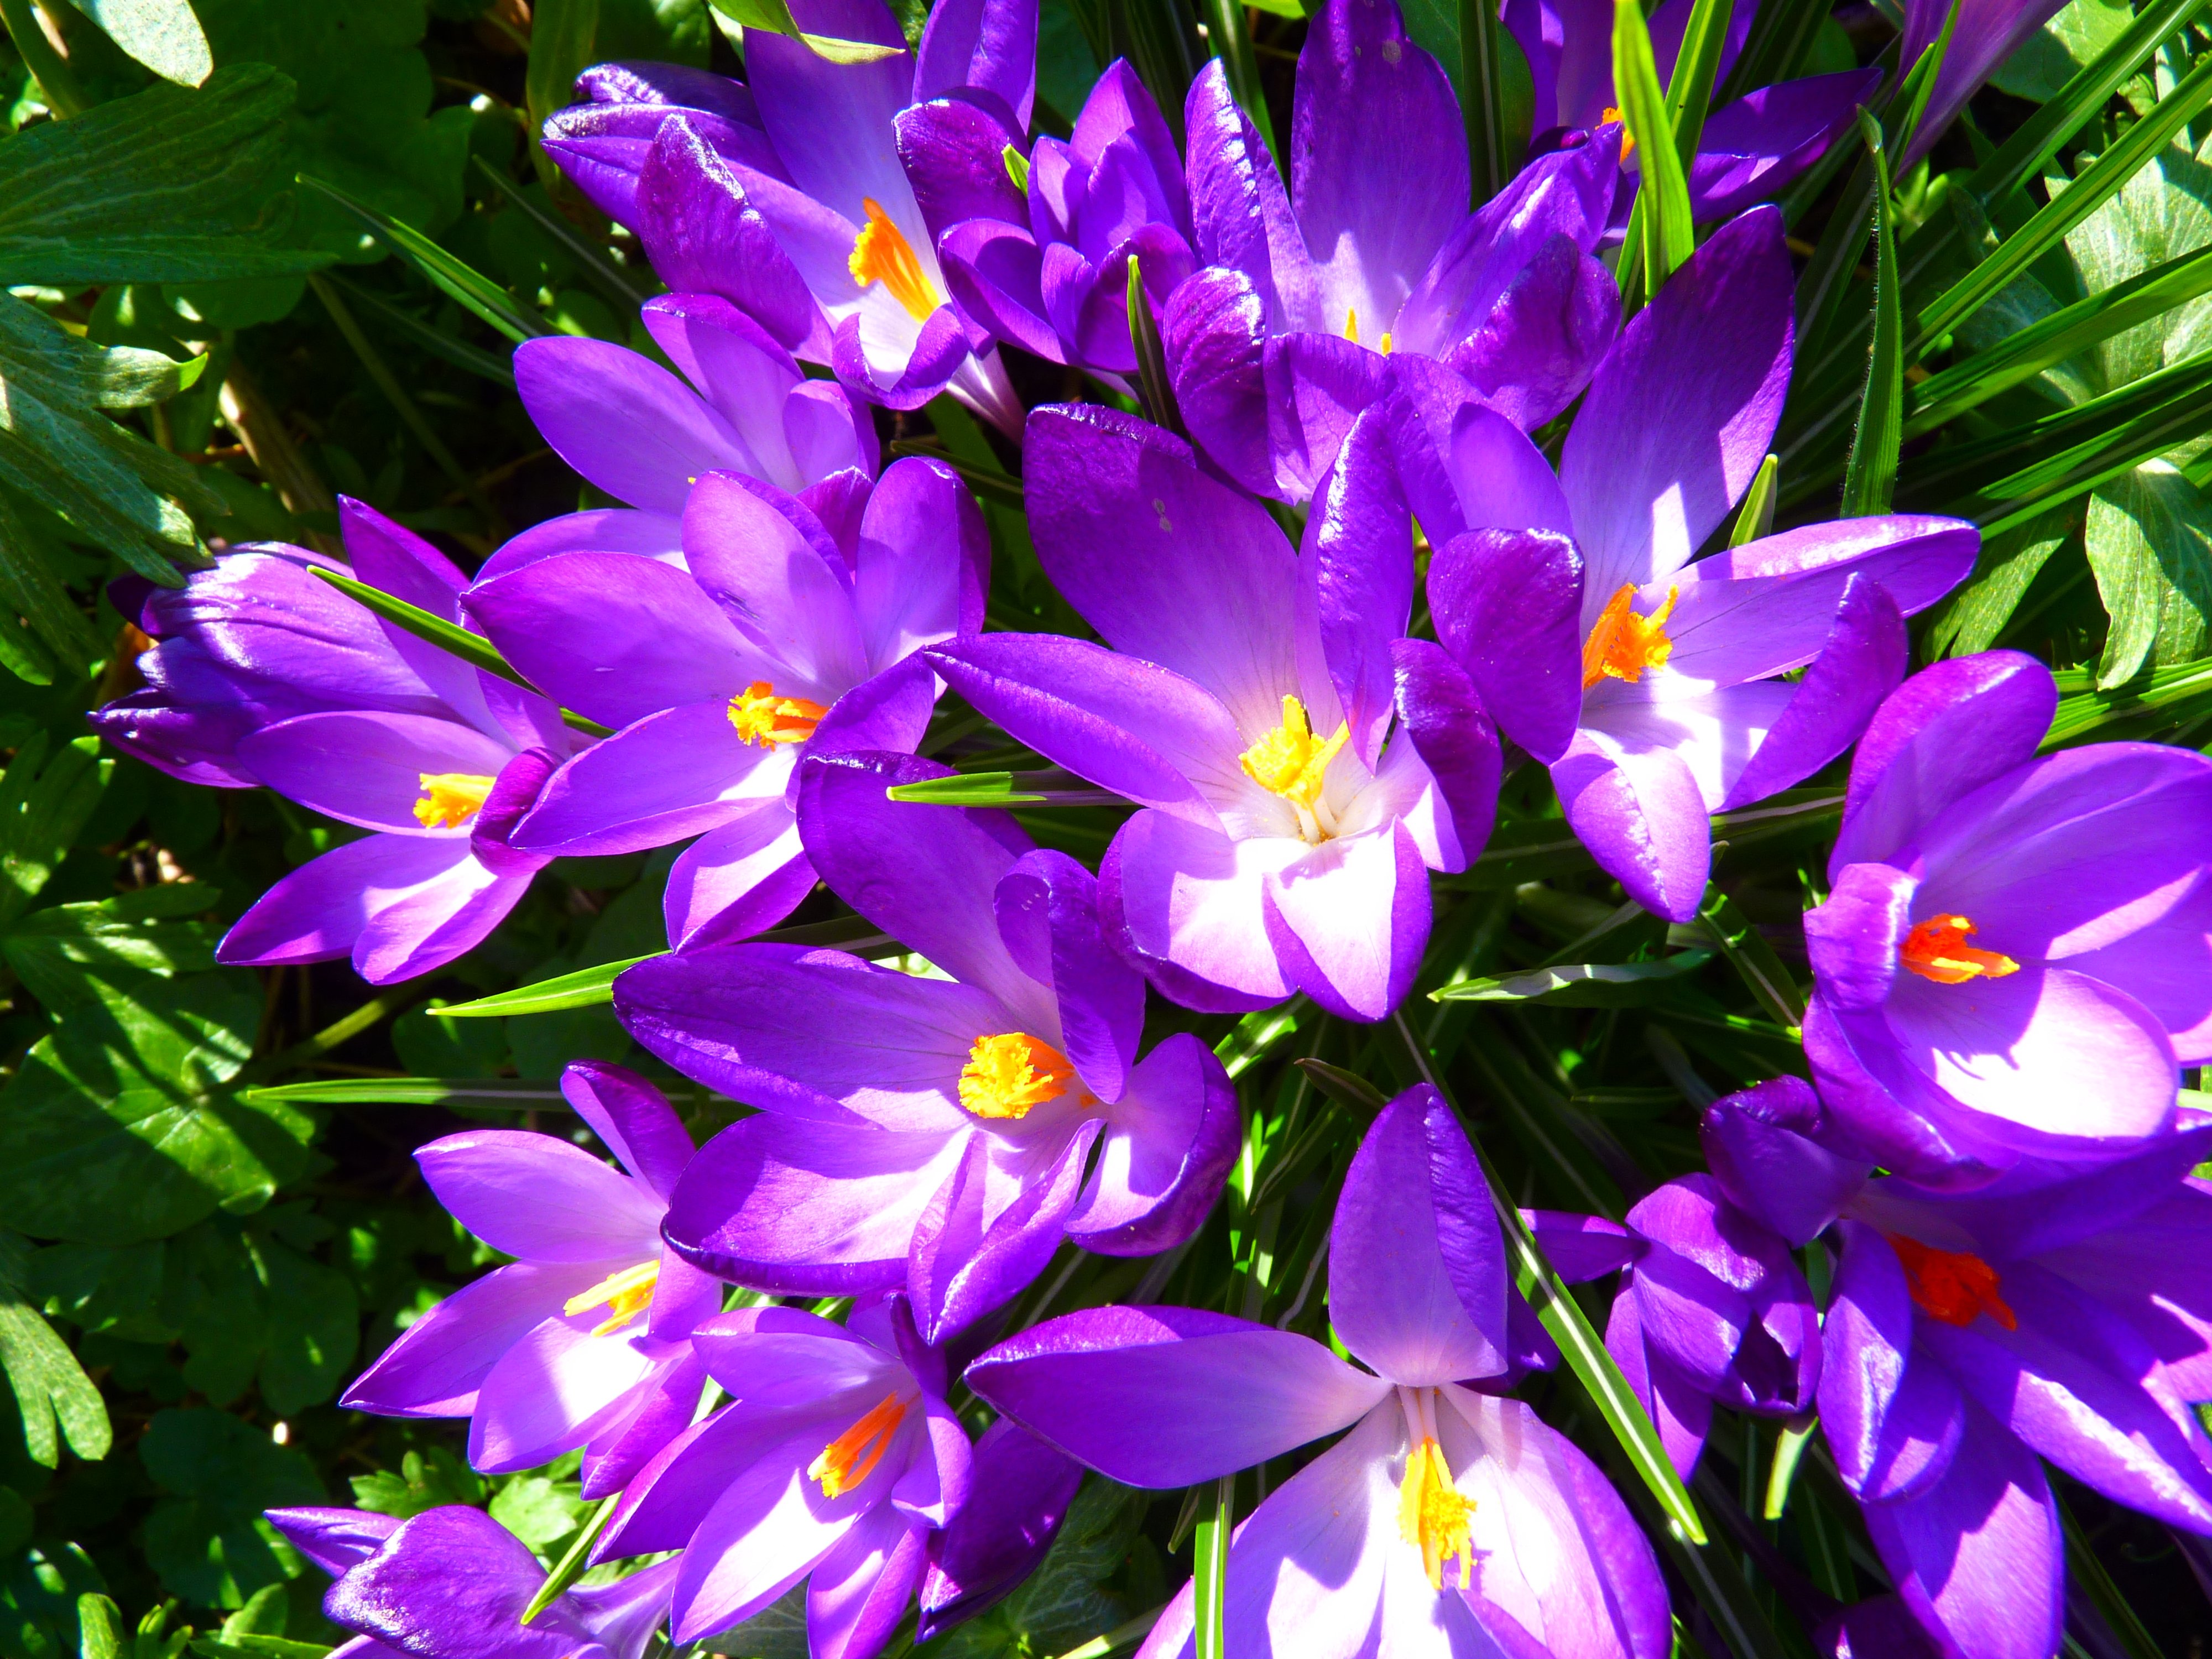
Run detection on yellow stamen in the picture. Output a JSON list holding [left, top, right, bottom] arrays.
[[562, 1260, 661, 1337], [1886, 1234, 2018, 1331], [959, 1032, 1075, 1120], [1344, 305, 1359, 343], [1900, 914, 2019, 985], [413, 772, 495, 830], [728, 682, 828, 749], [1580, 584, 1678, 688], [1397, 1434, 1475, 1591], [1239, 696, 1349, 811], [849, 199, 942, 323], [809, 1392, 907, 1498], [1602, 105, 1635, 160], [1378, 330, 1393, 354]]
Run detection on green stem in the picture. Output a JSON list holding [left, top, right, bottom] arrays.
[[254, 987, 420, 1077]]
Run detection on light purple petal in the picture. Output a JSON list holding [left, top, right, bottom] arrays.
[[237, 711, 514, 836], [1262, 820, 1430, 1022], [854, 456, 988, 672], [1551, 730, 1711, 923], [1388, 640, 1503, 871], [1102, 809, 1300, 1009], [1066, 1032, 1240, 1255], [515, 335, 761, 514], [909, 1119, 1099, 1342], [469, 1316, 671, 1473], [515, 701, 782, 855], [664, 799, 815, 950], [561, 1061, 695, 1199], [416, 1129, 665, 1264], [915, 0, 1036, 127], [684, 471, 869, 694], [994, 848, 1144, 1102], [808, 1506, 928, 1659], [342, 1261, 593, 1417]]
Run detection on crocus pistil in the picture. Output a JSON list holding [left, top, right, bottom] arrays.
[[726, 681, 828, 748], [1394, 1385, 1475, 1591], [1884, 1234, 2017, 1332], [959, 1032, 1079, 1120], [413, 771, 495, 829], [1579, 583, 1677, 687], [810, 1388, 913, 1496], [850, 201, 945, 323], [1897, 913, 2017, 984], [1238, 694, 1350, 843]]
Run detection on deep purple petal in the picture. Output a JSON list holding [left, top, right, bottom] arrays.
[[916, 1420, 1082, 1643], [994, 848, 1144, 1102], [1065, 1032, 1239, 1255], [1389, 639, 1503, 868], [1700, 1077, 1872, 1246], [1426, 526, 1584, 764]]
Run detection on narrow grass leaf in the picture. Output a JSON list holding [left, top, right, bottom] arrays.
[[1729, 454, 1778, 546], [1841, 111, 1902, 519], [1612, 0, 1694, 301], [1192, 1475, 1232, 1659], [298, 174, 552, 345]]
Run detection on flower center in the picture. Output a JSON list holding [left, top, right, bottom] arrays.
[[562, 1259, 660, 1337], [1601, 105, 1635, 160], [1340, 306, 1394, 354], [1898, 914, 2018, 985], [413, 772, 495, 830], [959, 1032, 1075, 1120], [728, 682, 827, 749], [1581, 584, 1677, 688], [809, 1392, 907, 1498], [1398, 1433, 1475, 1591], [848, 199, 942, 324], [1886, 1234, 2017, 1331], [1239, 695, 1350, 844]]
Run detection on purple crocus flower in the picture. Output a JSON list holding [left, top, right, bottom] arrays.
[[1801, 650, 2212, 1182], [343, 1063, 721, 1498], [614, 749, 1241, 1343], [1702, 1078, 2212, 1659], [1402, 207, 1978, 921], [1163, 0, 1626, 502], [1504, 0, 1881, 222], [916, 1419, 1083, 1640], [543, 0, 1034, 430], [895, 58, 1193, 380], [928, 404, 1504, 1020], [490, 291, 878, 576], [968, 1085, 1671, 1658], [1601, 1175, 1820, 1480], [463, 455, 985, 948], [267, 1504, 676, 1659], [96, 497, 586, 984], [590, 1296, 970, 1655]]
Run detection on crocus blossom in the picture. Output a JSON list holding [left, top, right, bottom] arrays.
[[97, 497, 587, 983], [1702, 1077, 2212, 1659], [1801, 650, 2212, 1182], [1504, 0, 1881, 221], [343, 1062, 719, 1498], [896, 58, 1193, 379], [969, 1084, 1670, 1658], [491, 291, 877, 576], [544, 0, 1033, 429], [1162, 0, 1626, 502], [266, 1505, 677, 1659], [589, 1296, 969, 1654], [614, 748, 1240, 1343], [1401, 206, 1977, 921], [1601, 1175, 1820, 1480], [463, 455, 985, 948], [929, 403, 1503, 1020]]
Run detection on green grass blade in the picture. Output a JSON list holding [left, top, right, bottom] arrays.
[[305, 567, 611, 737], [430, 954, 666, 1018], [1662, 0, 1733, 180], [1907, 54, 2212, 363], [298, 173, 552, 344], [241, 1078, 569, 1105], [1199, 0, 1274, 154], [1698, 884, 1805, 1031], [1462, 0, 1533, 203], [469, 155, 652, 310], [1713, 0, 1825, 105], [1907, 242, 2212, 436], [521, 1497, 619, 1626], [2044, 656, 2212, 749], [1192, 1475, 1232, 1659], [1126, 255, 1185, 435], [320, 272, 516, 385], [1613, 0, 1694, 302], [1963, 0, 2210, 211], [1728, 454, 1778, 546], [1840, 111, 1902, 518]]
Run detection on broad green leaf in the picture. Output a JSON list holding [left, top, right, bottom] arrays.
[[0, 65, 317, 283], [1929, 507, 2074, 657], [597, 0, 713, 64], [1841, 111, 1903, 518], [2046, 651, 2212, 746], [488, 1472, 588, 1556], [0, 297, 225, 591], [351, 1447, 486, 1519], [1432, 952, 1714, 1006], [0, 1234, 109, 1469], [527, 0, 602, 189], [0, 734, 109, 928], [1990, 0, 2132, 102], [2084, 462, 2212, 685], [76, 1594, 122, 1659], [64, 0, 212, 86], [139, 1408, 320, 1610]]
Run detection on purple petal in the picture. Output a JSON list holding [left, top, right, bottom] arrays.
[[1692, 70, 1885, 220], [809, 1506, 928, 1659], [1700, 1077, 1872, 1246], [1426, 527, 1584, 764], [1559, 206, 1793, 604], [1262, 820, 1431, 1021], [854, 456, 988, 670], [1181, 60, 1315, 324], [215, 833, 506, 983], [1389, 640, 1503, 869], [238, 711, 513, 836], [1445, 235, 1619, 432], [515, 335, 760, 515], [1901, 0, 2069, 168], [469, 1316, 672, 1473], [1162, 267, 1276, 499], [472, 508, 685, 583], [561, 1061, 694, 1199], [897, 97, 1025, 238], [938, 217, 1060, 361], [1819, 1219, 1917, 1496], [664, 798, 814, 950], [515, 701, 782, 855], [968, 1305, 1390, 1485], [342, 1261, 591, 1417], [1551, 731, 1711, 923], [685, 471, 869, 693], [994, 848, 1144, 1102], [1101, 810, 1298, 1009], [1260, 332, 1390, 504], [418, 1129, 664, 1264], [1384, 358, 1574, 550], [1065, 1032, 1239, 1255], [264, 1507, 403, 1579], [1309, 405, 1411, 764], [326, 1509, 566, 1659], [1331, 1085, 1508, 1386], [915, 0, 1036, 128], [1832, 650, 2055, 877], [917, 1420, 1082, 1642], [465, 551, 768, 729], [909, 1119, 1098, 1342]]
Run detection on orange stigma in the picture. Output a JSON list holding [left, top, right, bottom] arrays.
[[1397, 1434, 1475, 1590], [413, 772, 494, 830], [1886, 1234, 2017, 1331], [1899, 914, 2019, 985], [1602, 106, 1635, 159], [809, 1393, 907, 1498], [728, 682, 827, 749], [959, 1032, 1076, 1120], [561, 1260, 660, 1337], [1581, 584, 1677, 687], [848, 199, 942, 323]]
